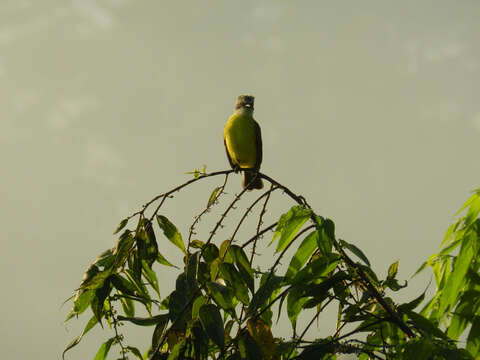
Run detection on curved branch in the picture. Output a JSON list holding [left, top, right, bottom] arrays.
[[260, 171, 414, 338], [127, 170, 234, 220]]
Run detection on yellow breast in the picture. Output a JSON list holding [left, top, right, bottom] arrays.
[[224, 112, 257, 168]]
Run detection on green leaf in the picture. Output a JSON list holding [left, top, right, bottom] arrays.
[[168, 290, 189, 328], [387, 260, 399, 279], [255, 273, 282, 326], [168, 338, 187, 360], [412, 261, 428, 278], [93, 249, 115, 269], [464, 194, 480, 227], [186, 252, 201, 294], [209, 258, 221, 282], [229, 245, 254, 292], [439, 239, 461, 256], [137, 222, 159, 267], [118, 313, 169, 326], [94, 337, 115, 360], [441, 219, 462, 247], [247, 273, 283, 316], [192, 295, 207, 319], [156, 215, 186, 254], [339, 239, 370, 267], [186, 165, 206, 178], [291, 255, 340, 284], [126, 346, 143, 360], [220, 263, 250, 305], [403, 339, 435, 360], [383, 277, 405, 292], [113, 231, 135, 268], [128, 250, 143, 281], [447, 290, 480, 340], [305, 271, 349, 298], [456, 189, 480, 214], [202, 243, 220, 263], [317, 218, 334, 256], [142, 260, 160, 297], [219, 240, 234, 263], [114, 218, 128, 234], [111, 274, 137, 297], [157, 251, 177, 268], [398, 292, 425, 313], [273, 206, 312, 253], [285, 230, 318, 281], [466, 317, 480, 357], [190, 240, 205, 249], [91, 279, 112, 324], [125, 269, 151, 302], [62, 315, 98, 359], [150, 315, 170, 356], [79, 264, 111, 291], [439, 234, 475, 314], [120, 294, 135, 317], [206, 282, 235, 315], [199, 304, 225, 349], [286, 286, 309, 331], [207, 186, 222, 207], [71, 289, 95, 317], [357, 264, 380, 286], [406, 310, 448, 340], [420, 291, 441, 319]]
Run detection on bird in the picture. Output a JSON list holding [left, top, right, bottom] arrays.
[[223, 95, 264, 190]]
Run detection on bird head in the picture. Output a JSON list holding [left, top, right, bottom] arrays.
[[234, 95, 255, 111]]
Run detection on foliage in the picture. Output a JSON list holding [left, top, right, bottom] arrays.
[[415, 188, 480, 357], [63, 171, 480, 359]]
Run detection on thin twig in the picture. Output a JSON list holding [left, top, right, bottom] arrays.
[[287, 296, 336, 359], [229, 186, 278, 246], [250, 183, 274, 265], [201, 185, 250, 253], [241, 222, 277, 249], [108, 298, 127, 360], [186, 173, 229, 253], [127, 170, 234, 220]]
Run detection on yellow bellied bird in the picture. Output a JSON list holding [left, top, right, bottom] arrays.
[[223, 95, 264, 190]]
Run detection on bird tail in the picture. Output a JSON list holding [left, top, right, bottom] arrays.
[[242, 171, 263, 190]]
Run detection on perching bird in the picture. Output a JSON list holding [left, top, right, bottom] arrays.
[[224, 95, 263, 190]]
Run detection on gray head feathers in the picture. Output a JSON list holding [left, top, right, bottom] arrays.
[[234, 95, 255, 110]]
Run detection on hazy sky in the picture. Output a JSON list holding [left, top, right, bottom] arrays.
[[1, 1, 479, 359]]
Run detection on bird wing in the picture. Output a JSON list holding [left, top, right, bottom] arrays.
[[254, 120, 263, 170], [224, 138, 236, 169]]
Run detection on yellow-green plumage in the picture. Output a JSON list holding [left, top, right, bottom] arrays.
[[224, 95, 263, 190], [224, 113, 258, 168]]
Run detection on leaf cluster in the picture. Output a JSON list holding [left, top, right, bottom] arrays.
[[63, 172, 479, 360], [415, 188, 480, 358]]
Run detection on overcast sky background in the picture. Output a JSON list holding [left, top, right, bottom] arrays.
[[1, 1, 480, 359]]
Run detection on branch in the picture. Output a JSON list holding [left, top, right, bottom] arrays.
[[259, 171, 415, 338], [127, 170, 234, 220]]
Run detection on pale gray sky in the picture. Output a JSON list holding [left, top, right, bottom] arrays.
[[1, 1, 479, 359]]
